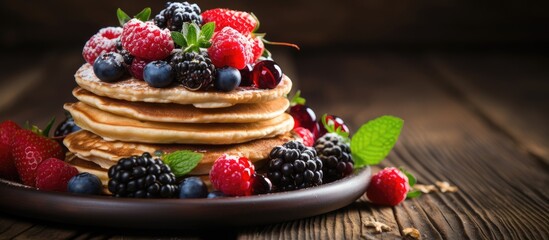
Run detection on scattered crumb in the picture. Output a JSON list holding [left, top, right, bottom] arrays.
[[435, 181, 458, 193], [364, 217, 391, 233], [413, 184, 437, 193], [403, 227, 421, 239]]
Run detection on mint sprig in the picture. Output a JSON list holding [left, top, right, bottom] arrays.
[[117, 7, 151, 26], [171, 22, 215, 52], [162, 150, 203, 178], [400, 167, 421, 199], [350, 115, 403, 167]]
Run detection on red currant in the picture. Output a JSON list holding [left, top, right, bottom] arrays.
[[318, 115, 350, 138], [290, 105, 320, 138], [252, 60, 282, 89]]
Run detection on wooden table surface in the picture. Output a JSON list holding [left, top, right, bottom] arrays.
[[0, 48, 547, 239]]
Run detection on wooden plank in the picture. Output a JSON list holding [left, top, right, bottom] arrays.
[[0, 215, 34, 239], [239, 51, 549, 239], [429, 53, 549, 162]]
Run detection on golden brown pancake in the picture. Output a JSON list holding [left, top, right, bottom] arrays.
[[63, 130, 297, 175], [74, 64, 292, 108], [72, 87, 290, 123], [65, 102, 294, 144]]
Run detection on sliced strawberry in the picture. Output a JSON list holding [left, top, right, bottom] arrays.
[[35, 158, 78, 192], [12, 129, 65, 186]]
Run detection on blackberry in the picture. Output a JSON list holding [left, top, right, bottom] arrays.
[[314, 133, 354, 183], [154, 2, 202, 31], [267, 141, 323, 191], [54, 111, 81, 137], [108, 152, 178, 198], [170, 51, 215, 91], [115, 38, 134, 68]]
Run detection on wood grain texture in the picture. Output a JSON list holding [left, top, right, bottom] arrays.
[[1, 51, 548, 239]]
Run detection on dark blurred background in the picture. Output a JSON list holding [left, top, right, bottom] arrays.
[[0, 0, 548, 128]]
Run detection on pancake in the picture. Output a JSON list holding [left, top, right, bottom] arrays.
[[66, 153, 109, 187], [72, 87, 290, 123], [74, 64, 292, 108], [63, 130, 297, 175], [65, 102, 294, 144]]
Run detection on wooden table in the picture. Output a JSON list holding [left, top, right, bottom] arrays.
[[0, 48, 547, 239]]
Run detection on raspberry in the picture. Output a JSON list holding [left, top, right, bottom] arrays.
[[293, 127, 314, 147], [35, 158, 79, 192], [121, 19, 174, 61], [209, 154, 255, 196], [250, 36, 264, 62], [208, 27, 254, 69], [366, 167, 410, 206], [129, 57, 151, 80], [201, 8, 257, 35], [82, 27, 123, 65]]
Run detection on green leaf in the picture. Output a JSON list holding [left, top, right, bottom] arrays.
[[201, 22, 215, 41], [117, 8, 131, 26], [399, 167, 416, 186], [171, 31, 187, 48], [42, 117, 56, 137], [290, 90, 306, 106], [185, 23, 199, 46], [134, 7, 151, 22], [351, 115, 403, 167], [162, 150, 203, 178], [407, 190, 422, 199]]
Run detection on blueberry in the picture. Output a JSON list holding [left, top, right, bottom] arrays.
[[214, 67, 241, 92], [143, 61, 174, 88], [67, 173, 102, 195], [93, 52, 126, 82], [207, 190, 226, 199], [179, 177, 208, 198]]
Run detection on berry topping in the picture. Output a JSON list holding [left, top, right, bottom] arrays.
[[266, 141, 323, 191], [0, 120, 21, 181], [209, 154, 255, 196], [82, 27, 123, 65], [143, 60, 175, 88], [12, 128, 65, 186], [239, 64, 254, 86], [293, 127, 314, 147], [121, 19, 174, 60], [208, 27, 254, 69], [214, 67, 241, 92], [201, 8, 258, 35], [93, 52, 126, 82], [318, 114, 350, 139], [108, 152, 178, 198], [154, 2, 202, 31], [115, 38, 134, 68], [54, 112, 81, 138], [252, 60, 282, 89], [366, 167, 410, 206], [314, 133, 354, 183], [35, 158, 78, 192], [207, 190, 226, 198], [250, 36, 264, 62], [170, 51, 215, 90], [178, 176, 208, 198], [129, 57, 151, 80], [251, 174, 272, 195], [290, 104, 320, 138], [68, 172, 103, 195]]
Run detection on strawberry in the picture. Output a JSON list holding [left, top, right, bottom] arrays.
[[121, 19, 174, 61], [82, 27, 123, 65], [366, 167, 410, 206], [208, 27, 254, 69], [35, 158, 78, 192], [293, 127, 314, 147], [12, 129, 65, 186], [0, 120, 21, 181], [201, 8, 257, 35]]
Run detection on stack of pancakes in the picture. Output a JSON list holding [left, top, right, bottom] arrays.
[[64, 64, 296, 186]]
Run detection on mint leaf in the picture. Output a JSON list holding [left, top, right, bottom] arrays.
[[185, 23, 199, 46], [171, 31, 187, 48], [162, 150, 203, 178], [399, 167, 416, 186], [351, 115, 403, 167], [290, 90, 306, 106], [134, 7, 151, 22], [117, 8, 131, 26], [201, 22, 215, 41], [407, 190, 422, 199]]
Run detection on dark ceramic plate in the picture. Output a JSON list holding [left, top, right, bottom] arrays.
[[0, 167, 370, 229]]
